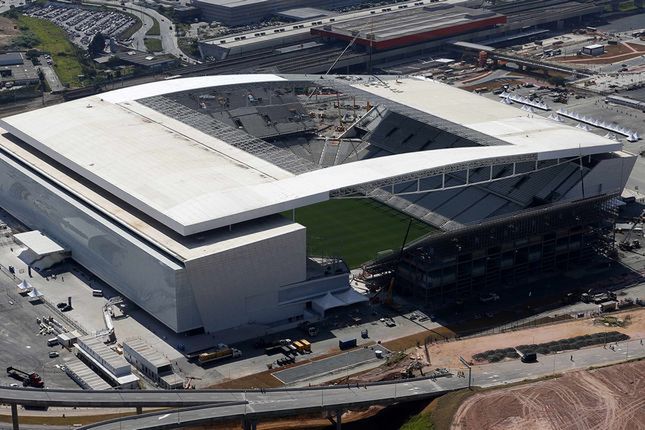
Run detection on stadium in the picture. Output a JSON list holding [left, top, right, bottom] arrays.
[[0, 74, 635, 337]]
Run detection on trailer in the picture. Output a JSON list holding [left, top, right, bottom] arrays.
[[197, 348, 241, 365], [299, 339, 311, 353], [6, 367, 44, 388], [599, 301, 619, 312]]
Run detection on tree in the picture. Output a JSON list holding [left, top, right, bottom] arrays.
[[88, 33, 106, 58]]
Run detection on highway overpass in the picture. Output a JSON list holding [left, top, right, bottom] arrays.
[[78, 377, 468, 430], [0, 375, 468, 430]]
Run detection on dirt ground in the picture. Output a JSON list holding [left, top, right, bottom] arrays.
[[558, 42, 645, 64], [0, 16, 19, 48], [452, 359, 645, 430], [424, 309, 644, 369]]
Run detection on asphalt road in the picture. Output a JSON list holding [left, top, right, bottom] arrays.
[[75, 339, 645, 430], [36, 56, 65, 93], [80, 378, 467, 430], [83, 0, 197, 63]]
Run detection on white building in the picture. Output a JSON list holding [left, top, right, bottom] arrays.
[[75, 336, 139, 389], [582, 44, 604, 56], [0, 74, 635, 338], [123, 338, 183, 389]]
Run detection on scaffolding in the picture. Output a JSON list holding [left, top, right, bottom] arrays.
[[364, 194, 618, 305]]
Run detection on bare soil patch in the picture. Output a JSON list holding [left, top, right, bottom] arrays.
[[452, 359, 645, 430], [425, 309, 644, 369], [0, 16, 19, 48], [558, 42, 645, 64]]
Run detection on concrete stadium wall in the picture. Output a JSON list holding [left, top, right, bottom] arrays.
[[184, 224, 307, 333], [0, 152, 203, 332]]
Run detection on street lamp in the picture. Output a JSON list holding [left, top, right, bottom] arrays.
[[458, 356, 472, 389]]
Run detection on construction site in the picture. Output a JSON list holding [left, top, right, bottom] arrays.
[[0, 1, 644, 429]]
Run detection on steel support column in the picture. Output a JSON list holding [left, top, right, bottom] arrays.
[[11, 404, 18, 430]]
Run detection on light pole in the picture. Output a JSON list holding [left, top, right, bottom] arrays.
[[459, 356, 472, 389]]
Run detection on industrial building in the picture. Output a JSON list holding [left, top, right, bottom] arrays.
[[0, 74, 634, 339], [192, 0, 357, 26], [582, 44, 605, 56], [123, 338, 183, 389], [197, 0, 603, 64], [311, 5, 506, 50], [74, 336, 139, 388], [0, 52, 39, 87]]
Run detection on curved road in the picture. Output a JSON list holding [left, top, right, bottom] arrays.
[[0, 375, 466, 409], [80, 379, 461, 430], [83, 0, 197, 63], [0, 340, 641, 428]]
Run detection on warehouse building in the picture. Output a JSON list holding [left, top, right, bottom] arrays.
[[74, 336, 139, 388], [192, 0, 358, 26], [0, 74, 635, 339], [311, 4, 506, 51], [123, 338, 183, 389]]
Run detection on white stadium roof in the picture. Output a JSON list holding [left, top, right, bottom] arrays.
[[0, 75, 623, 236]]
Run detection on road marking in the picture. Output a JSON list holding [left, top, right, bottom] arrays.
[[158, 414, 170, 420]]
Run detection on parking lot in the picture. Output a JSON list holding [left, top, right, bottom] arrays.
[[0, 268, 78, 390], [273, 346, 390, 384], [24, 4, 135, 49]]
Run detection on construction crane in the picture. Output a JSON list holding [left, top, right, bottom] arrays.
[[383, 220, 413, 308], [618, 209, 645, 251]]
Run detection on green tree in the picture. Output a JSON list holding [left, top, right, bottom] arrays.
[[88, 32, 106, 58]]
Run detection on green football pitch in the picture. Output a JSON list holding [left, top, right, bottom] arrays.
[[285, 199, 437, 269]]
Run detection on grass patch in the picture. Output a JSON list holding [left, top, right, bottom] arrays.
[[400, 388, 480, 430], [178, 37, 199, 58], [400, 412, 433, 430], [118, 12, 142, 40], [144, 37, 162, 52], [146, 16, 160, 36], [17, 15, 83, 87], [0, 410, 159, 426], [287, 199, 437, 268], [427, 388, 480, 430]]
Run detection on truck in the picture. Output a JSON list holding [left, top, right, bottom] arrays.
[[593, 292, 617, 304], [6, 367, 44, 388], [299, 339, 311, 353], [599, 301, 619, 312], [515, 350, 537, 363], [292, 341, 305, 354], [197, 348, 241, 365]]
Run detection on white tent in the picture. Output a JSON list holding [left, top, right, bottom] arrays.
[[311, 289, 368, 316], [27, 287, 43, 298], [312, 292, 346, 317], [334, 288, 368, 306], [16, 279, 32, 291]]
